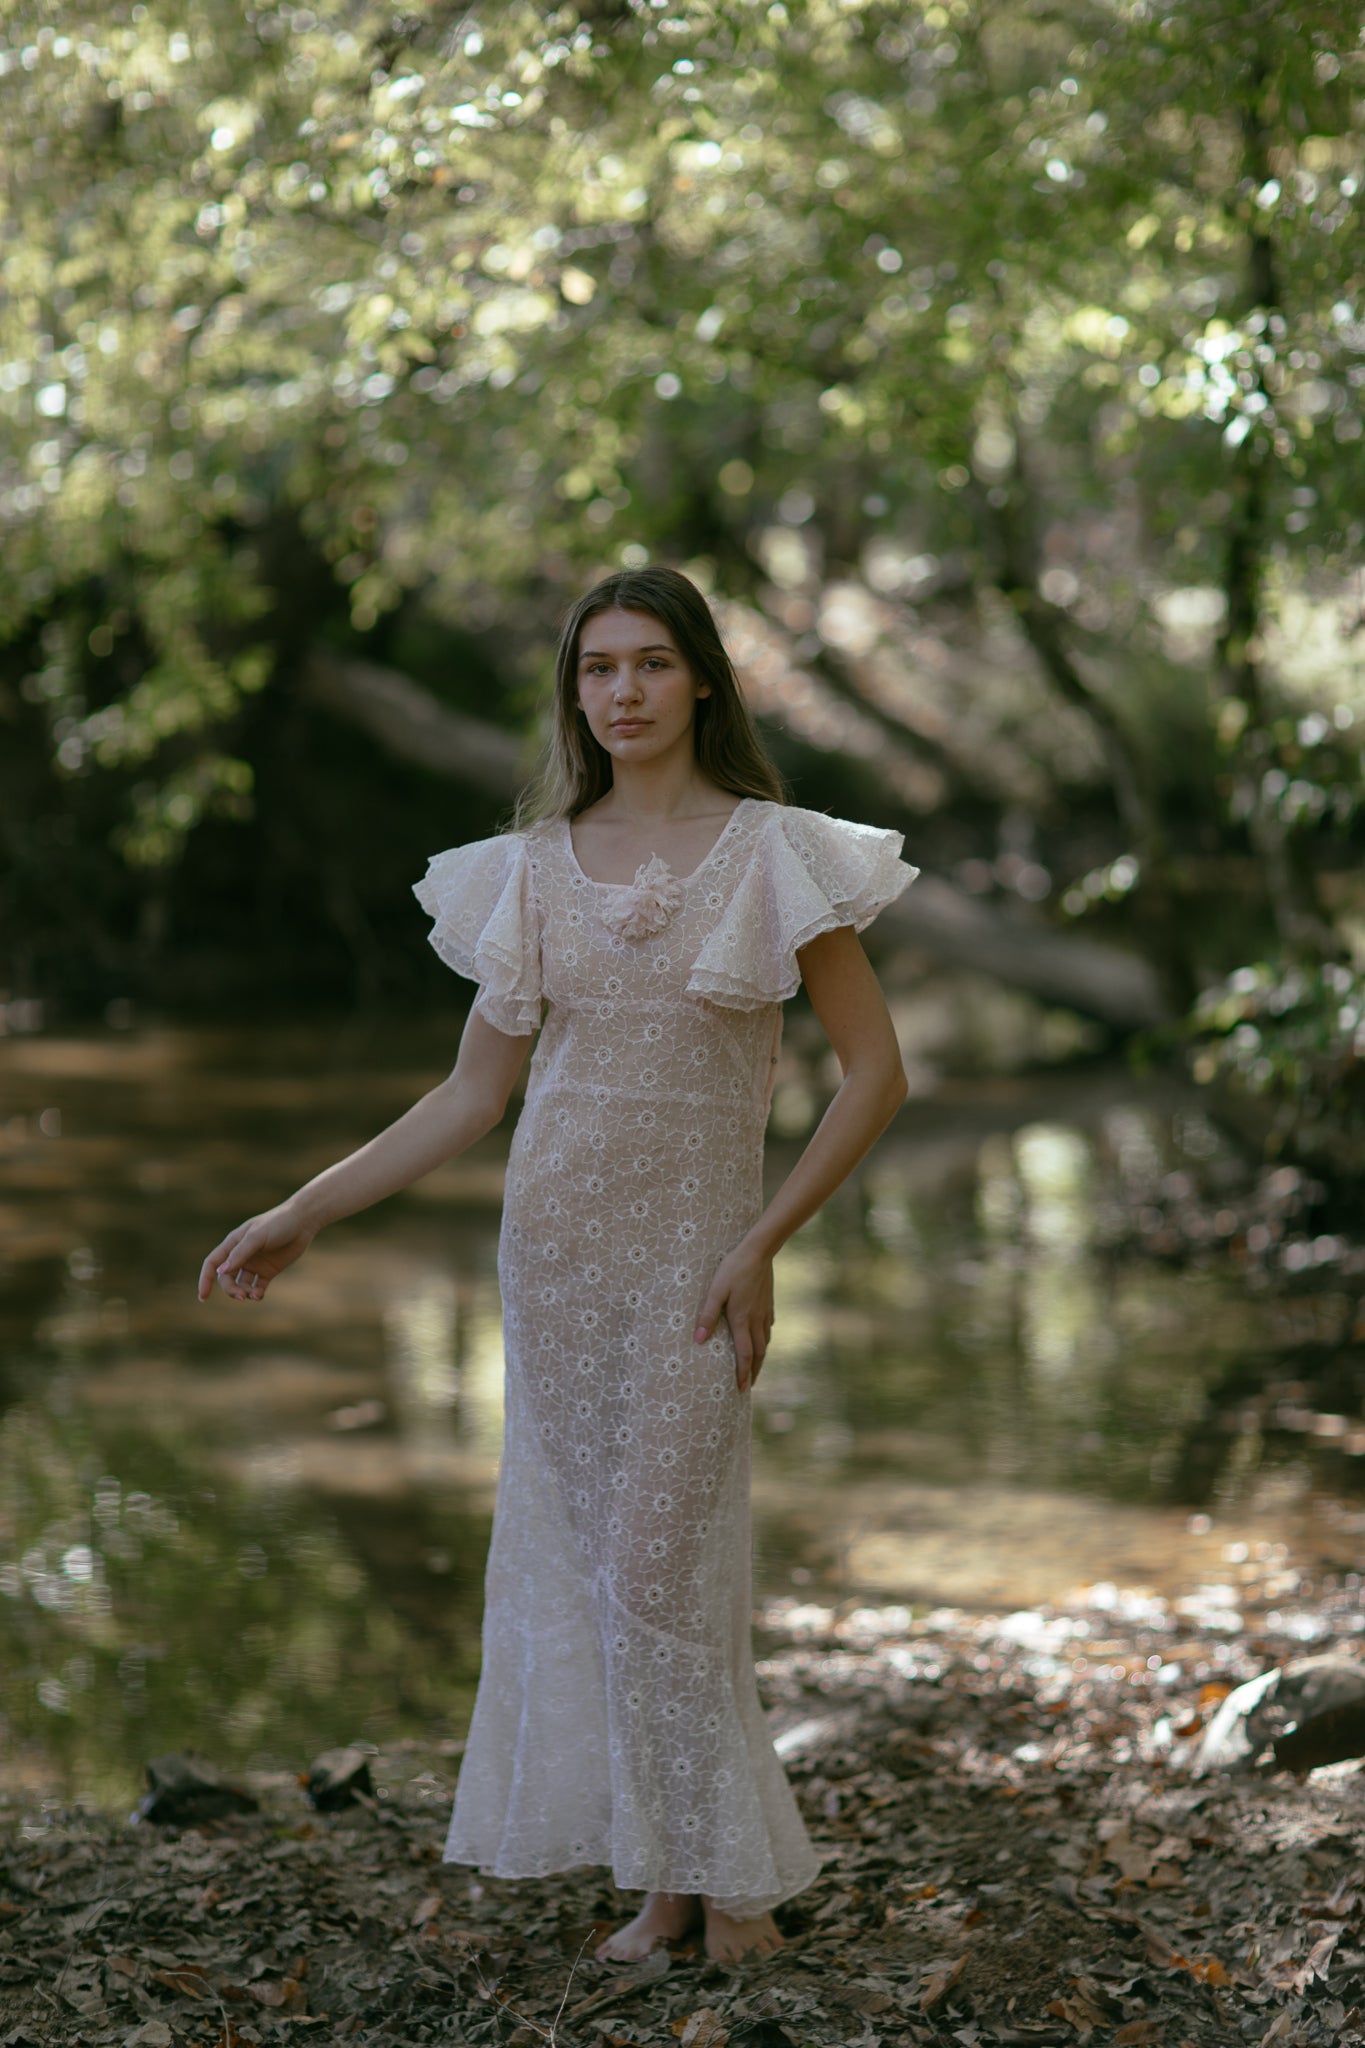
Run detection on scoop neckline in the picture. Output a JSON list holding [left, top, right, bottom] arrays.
[[563, 796, 758, 890]]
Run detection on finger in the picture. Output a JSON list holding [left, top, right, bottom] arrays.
[[202, 1253, 246, 1301], [694, 1282, 727, 1343], [219, 1260, 262, 1303], [221, 1225, 265, 1273], [733, 1332, 754, 1392], [216, 1233, 267, 1297], [199, 1231, 244, 1300]]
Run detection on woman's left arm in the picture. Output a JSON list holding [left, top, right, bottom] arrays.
[[694, 924, 907, 1389]]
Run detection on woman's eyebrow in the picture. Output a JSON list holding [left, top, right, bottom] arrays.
[[579, 643, 675, 660]]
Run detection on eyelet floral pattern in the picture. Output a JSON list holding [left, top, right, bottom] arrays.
[[413, 800, 917, 1916]]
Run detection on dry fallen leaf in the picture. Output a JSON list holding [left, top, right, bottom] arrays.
[[920, 1956, 966, 2011], [673, 2008, 729, 2047], [1101, 1823, 1159, 1884], [834, 1982, 894, 2015], [1270, 1928, 1340, 1993], [411, 1891, 441, 1927], [567, 1946, 671, 2019], [151, 1964, 215, 1998], [1140, 1922, 1179, 1967], [247, 1974, 306, 2011], [123, 2024, 174, 2048], [1046, 1975, 1119, 2030], [1168, 1953, 1231, 1987], [1114, 2024, 1162, 2046]]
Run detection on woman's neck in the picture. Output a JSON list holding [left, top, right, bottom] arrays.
[[593, 758, 730, 823]]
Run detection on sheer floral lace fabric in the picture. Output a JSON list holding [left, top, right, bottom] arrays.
[[414, 798, 918, 1914]]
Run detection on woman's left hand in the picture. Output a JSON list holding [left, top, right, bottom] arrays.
[[694, 1240, 775, 1393]]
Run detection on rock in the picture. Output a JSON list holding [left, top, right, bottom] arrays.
[[1193, 1668, 1280, 1773], [1194, 1656, 1365, 1775], [1272, 1657, 1365, 1772], [772, 1708, 862, 1761], [303, 1744, 377, 1811], [130, 1753, 259, 1826]]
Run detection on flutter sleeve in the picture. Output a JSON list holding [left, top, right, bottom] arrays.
[[412, 834, 543, 1036], [687, 804, 918, 1011]]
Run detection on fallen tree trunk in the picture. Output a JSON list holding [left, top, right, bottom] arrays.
[[303, 647, 1169, 1030], [882, 874, 1168, 1028], [301, 649, 528, 797]]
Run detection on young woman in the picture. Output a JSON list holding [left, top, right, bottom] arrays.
[[198, 567, 917, 1965]]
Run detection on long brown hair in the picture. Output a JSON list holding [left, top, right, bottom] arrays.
[[512, 568, 786, 828]]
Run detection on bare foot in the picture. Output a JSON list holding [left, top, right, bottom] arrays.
[[596, 1890, 702, 1963], [702, 1901, 783, 1963]]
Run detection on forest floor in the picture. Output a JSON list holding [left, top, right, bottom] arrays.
[[2, 1585, 1364, 2048]]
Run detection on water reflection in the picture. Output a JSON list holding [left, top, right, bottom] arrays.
[[1, 1021, 1361, 1811], [0, 1395, 474, 1813]]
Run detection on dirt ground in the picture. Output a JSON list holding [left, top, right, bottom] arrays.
[[2, 1589, 1363, 2048]]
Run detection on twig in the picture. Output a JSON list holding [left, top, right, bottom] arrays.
[[212, 1989, 234, 2048], [547, 1931, 595, 2044], [475, 1928, 594, 2046]]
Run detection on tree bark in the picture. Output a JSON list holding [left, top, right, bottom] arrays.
[[1217, 54, 1338, 959], [982, 431, 1193, 1012]]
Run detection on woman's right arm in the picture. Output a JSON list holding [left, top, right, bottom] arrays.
[[196, 1010, 534, 1305]]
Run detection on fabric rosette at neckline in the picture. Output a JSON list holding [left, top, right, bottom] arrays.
[[595, 853, 687, 940]]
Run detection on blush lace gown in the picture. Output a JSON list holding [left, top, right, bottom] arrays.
[[414, 798, 918, 1916]]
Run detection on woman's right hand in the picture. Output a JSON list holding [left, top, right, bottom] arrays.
[[197, 1201, 317, 1304]]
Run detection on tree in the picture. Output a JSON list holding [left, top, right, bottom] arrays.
[[2, 2, 1362, 1143]]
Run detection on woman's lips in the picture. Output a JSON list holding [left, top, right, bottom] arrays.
[[611, 720, 649, 733]]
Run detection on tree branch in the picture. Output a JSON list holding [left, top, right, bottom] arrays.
[[302, 645, 1167, 1030], [300, 649, 528, 798], [879, 875, 1168, 1029]]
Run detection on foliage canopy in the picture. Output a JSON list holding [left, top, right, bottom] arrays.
[[2, 0, 1364, 1145]]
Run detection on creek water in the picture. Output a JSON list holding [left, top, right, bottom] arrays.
[[1, 1018, 1362, 1814]]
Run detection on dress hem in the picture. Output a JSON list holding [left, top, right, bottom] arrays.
[[441, 1844, 824, 1918]]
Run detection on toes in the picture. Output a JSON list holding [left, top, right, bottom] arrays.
[[703, 1918, 782, 1964], [598, 1929, 661, 1965]]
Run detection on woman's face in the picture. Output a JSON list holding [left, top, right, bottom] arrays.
[[575, 607, 710, 768]]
